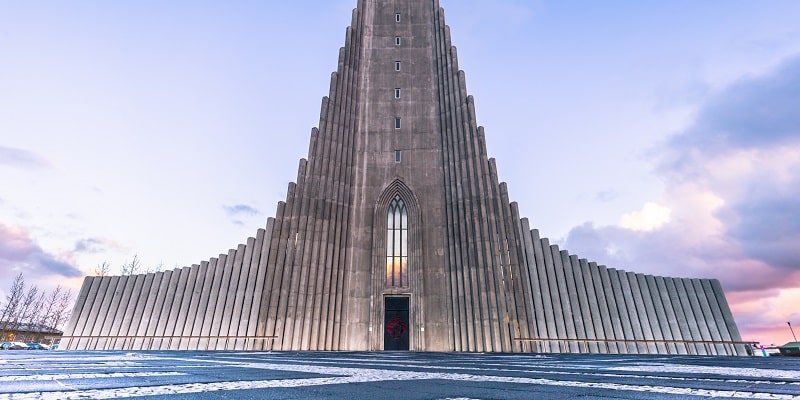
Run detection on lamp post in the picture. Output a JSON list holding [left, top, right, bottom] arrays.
[[789, 322, 798, 342]]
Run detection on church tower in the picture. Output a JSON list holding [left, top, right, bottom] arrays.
[[64, 0, 746, 355]]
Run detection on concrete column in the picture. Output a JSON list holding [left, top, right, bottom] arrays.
[[491, 179, 519, 352], [632, 273, 660, 353], [268, 185, 298, 350], [292, 129, 325, 351], [328, 16, 360, 351], [710, 279, 746, 355], [79, 276, 112, 350], [218, 244, 248, 350], [508, 209, 536, 353], [300, 201, 327, 351], [618, 270, 646, 353], [520, 223, 547, 352], [258, 201, 288, 351], [294, 178, 320, 351], [92, 276, 122, 350], [605, 268, 634, 353], [108, 275, 138, 350], [153, 269, 183, 349], [283, 161, 308, 351], [487, 175, 516, 352], [542, 238, 568, 351], [187, 260, 213, 350], [533, 235, 556, 352], [646, 275, 676, 354], [563, 253, 588, 353], [198, 255, 225, 350], [683, 278, 713, 354], [693, 279, 724, 354], [129, 273, 156, 350], [654, 276, 684, 354], [67, 277, 98, 349], [275, 181, 305, 350], [701, 279, 734, 355], [112, 274, 144, 350], [144, 270, 172, 350], [175, 264, 202, 350], [575, 258, 602, 353], [433, 7, 464, 352], [435, 26, 474, 352], [63, 277, 94, 349], [232, 236, 258, 350], [210, 249, 236, 350], [664, 277, 693, 354], [592, 263, 619, 353], [248, 222, 273, 351], [673, 278, 704, 354], [551, 246, 578, 352], [165, 266, 192, 350], [448, 71, 489, 352]]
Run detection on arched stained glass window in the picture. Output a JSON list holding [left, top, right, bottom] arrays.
[[386, 195, 408, 287]]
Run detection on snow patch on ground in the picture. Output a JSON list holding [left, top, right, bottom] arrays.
[[609, 364, 800, 380], [0, 371, 185, 382]]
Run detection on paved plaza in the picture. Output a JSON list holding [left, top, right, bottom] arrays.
[[1, 351, 799, 399]]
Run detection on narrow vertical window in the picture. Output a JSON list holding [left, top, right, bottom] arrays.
[[395, 150, 401, 162], [395, 117, 401, 129], [394, 88, 401, 99], [395, 36, 402, 46], [395, 13, 401, 22], [386, 195, 408, 287], [394, 61, 401, 71]]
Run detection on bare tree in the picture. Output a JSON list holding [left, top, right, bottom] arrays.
[[47, 286, 73, 331], [1, 275, 75, 338], [0, 274, 25, 332], [119, 255, 164, 275], [120, 254, 142, 275], [56, 288, 73, 330], [36, 286, 72, 330], [94, 261, 111, 277], [144, 261, 165, 274], [16, 284, 41, 330]]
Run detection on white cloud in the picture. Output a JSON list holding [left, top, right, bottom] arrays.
[[564, 54, 800, 346], [619, 202, 671, 232]]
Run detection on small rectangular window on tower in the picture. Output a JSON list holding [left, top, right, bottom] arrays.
[[395, 117, 401, 129], [395, 61, 401, 71], [395, 37, 401, 46], [394, 88, 401, 99], [395, 150, 401, 162], [395, 13, 401, 22]]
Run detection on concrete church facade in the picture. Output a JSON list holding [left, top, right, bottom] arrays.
[[63, 0, 746, 355]]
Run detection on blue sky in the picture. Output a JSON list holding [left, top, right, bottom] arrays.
[[2, 0, 799, 346]]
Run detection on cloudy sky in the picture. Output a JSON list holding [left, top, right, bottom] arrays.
[[2, 0, 799, 346]]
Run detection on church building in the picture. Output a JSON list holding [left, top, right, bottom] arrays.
[[64, 0, 746, 355]]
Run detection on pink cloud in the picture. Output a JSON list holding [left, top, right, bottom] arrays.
[[0, 222, 83, 278], [562, 55, 800, 346]]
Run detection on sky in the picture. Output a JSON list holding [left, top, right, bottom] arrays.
[[1, 0, 799, 347]]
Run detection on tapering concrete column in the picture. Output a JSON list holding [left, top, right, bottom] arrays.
[[164, 267, 191, 350], [173, 265, 200, 350], [646, 275, 675, 354], [109, 275, 138, 350], [600, 267, 640, 354], [93, 276, 122, 350]]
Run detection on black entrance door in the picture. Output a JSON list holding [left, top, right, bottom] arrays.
[[384, 297, 410, 350]]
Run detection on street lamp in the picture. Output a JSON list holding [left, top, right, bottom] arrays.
[[789, 322, 798, 342]]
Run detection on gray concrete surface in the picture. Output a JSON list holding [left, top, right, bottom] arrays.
[[1, 351, 798, 399]]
